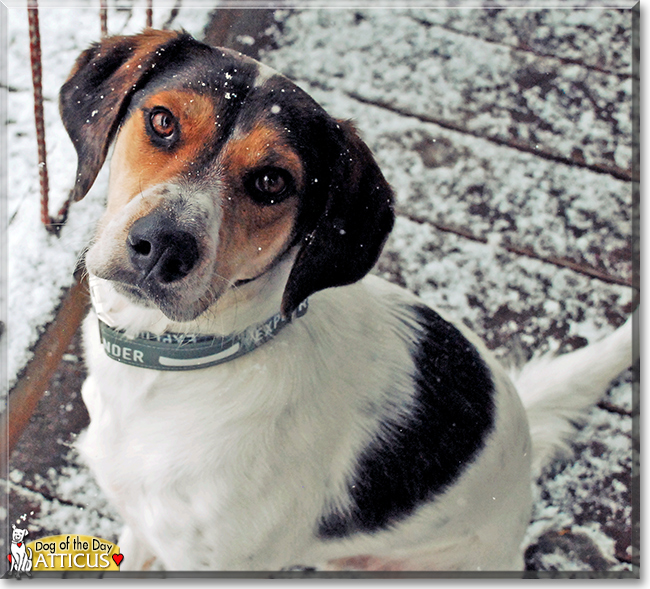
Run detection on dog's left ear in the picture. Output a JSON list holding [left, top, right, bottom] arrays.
[[282, 120, 395, 316]]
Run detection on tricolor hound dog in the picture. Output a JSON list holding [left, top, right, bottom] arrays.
[[59, 29, 634, 572]]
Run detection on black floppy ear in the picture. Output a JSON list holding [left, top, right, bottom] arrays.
[[282, 120, 395, 316], [59, 29, 198, 202]]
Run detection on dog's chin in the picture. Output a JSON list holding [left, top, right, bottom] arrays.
[[114, 282, 213, 323]]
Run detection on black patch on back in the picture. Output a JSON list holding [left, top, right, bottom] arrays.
[[318, 305, 495, 538]]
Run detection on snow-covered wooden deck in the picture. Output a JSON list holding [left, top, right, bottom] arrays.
[[3, 3, 638, 575]]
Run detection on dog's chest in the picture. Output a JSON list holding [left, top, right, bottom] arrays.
[[79, 303, 408, 569], [80, 358, 325, 568]]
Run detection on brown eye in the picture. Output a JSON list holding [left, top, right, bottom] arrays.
[[146, 107, 179, 149], [255, 171, 286, 195], [150, 108, 176, 138], [245, 167, 294, 205]]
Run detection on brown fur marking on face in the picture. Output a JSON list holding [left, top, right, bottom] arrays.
[[215, 190, 298, 284], [107, 89, 216, 214], [222, 123, 304, 187], [213, 122, 304, 284]]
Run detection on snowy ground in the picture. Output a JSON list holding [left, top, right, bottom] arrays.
[[2, 1, 638, 576]]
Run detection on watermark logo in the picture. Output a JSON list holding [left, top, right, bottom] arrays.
[[6, 528, 123, 577], [29, 535, 122, 571]]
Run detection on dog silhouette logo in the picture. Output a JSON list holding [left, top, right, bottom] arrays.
[[7, 525, 33, 579]]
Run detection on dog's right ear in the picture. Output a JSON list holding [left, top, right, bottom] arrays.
[[281, 120, 394, 316], [59, 29, 198, 202]]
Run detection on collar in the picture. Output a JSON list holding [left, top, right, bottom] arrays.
[[97, 300, 308, 371]]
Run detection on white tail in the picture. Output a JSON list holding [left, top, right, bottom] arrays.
[[515, 313, 637, 479]]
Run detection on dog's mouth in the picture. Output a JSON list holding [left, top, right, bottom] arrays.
[[108, 275, 220, 323], [87, 247, 221, 324]]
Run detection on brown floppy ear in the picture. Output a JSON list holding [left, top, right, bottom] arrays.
[[282, 120, 395, 316], [59, 29, 198, 202]]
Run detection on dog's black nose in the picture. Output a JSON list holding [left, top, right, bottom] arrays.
[[127, 214, 200, 284]]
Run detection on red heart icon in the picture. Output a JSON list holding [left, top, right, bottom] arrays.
[[6, 554, 11, 563], [112, 553, 124, 566], [17, 543, 22, 548]]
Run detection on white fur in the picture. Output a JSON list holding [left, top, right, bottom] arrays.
[[79, 253, 633, 571], [515, 315, 636, 478]]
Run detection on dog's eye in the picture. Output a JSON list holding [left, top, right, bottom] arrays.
[[146, 107, 179, 147], [245, 168, 294, 205], [256, 171, 286, 195], [151, 110, 175, 137]]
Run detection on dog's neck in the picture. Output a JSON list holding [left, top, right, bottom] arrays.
[[88, 254, 295, 339]]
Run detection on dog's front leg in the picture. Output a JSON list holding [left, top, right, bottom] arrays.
[[21, 550, 32, 576]]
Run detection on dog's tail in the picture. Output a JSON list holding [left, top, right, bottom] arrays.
[[514, 314, 636, 479]]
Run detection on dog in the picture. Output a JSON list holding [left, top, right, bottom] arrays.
[[59, 29, 634, 571], [9, 526, 32, 578]]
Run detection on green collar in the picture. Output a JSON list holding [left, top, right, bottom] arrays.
[[98, 300, 308, 371]]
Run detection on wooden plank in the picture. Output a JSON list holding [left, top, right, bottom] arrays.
[[266, 9, 634, 179], [407, 7, 634, 77], [0, 277, 89, 476], [377, 216, 633, 358], [202, 8, 277, 59], [296, 84, 634, 285]]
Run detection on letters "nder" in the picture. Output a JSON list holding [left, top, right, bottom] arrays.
[[104, 340, 144, 363]]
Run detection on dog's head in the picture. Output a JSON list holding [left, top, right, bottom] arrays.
[[61, 30, 394, 322], [11, 526, 28, 543]]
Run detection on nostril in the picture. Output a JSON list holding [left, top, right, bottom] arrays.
[[130, 238, 152, 257], [161, 259, 182, 283], [157, 234, 200, 283], [127, 231, 159, 278], [160, 257, 191, 283]]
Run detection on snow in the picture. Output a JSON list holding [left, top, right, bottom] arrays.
[[285, 83, 632, 280], [4, 2, 215, 394], [265, 8, 633, 174], [3, 0, 636, 575]]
